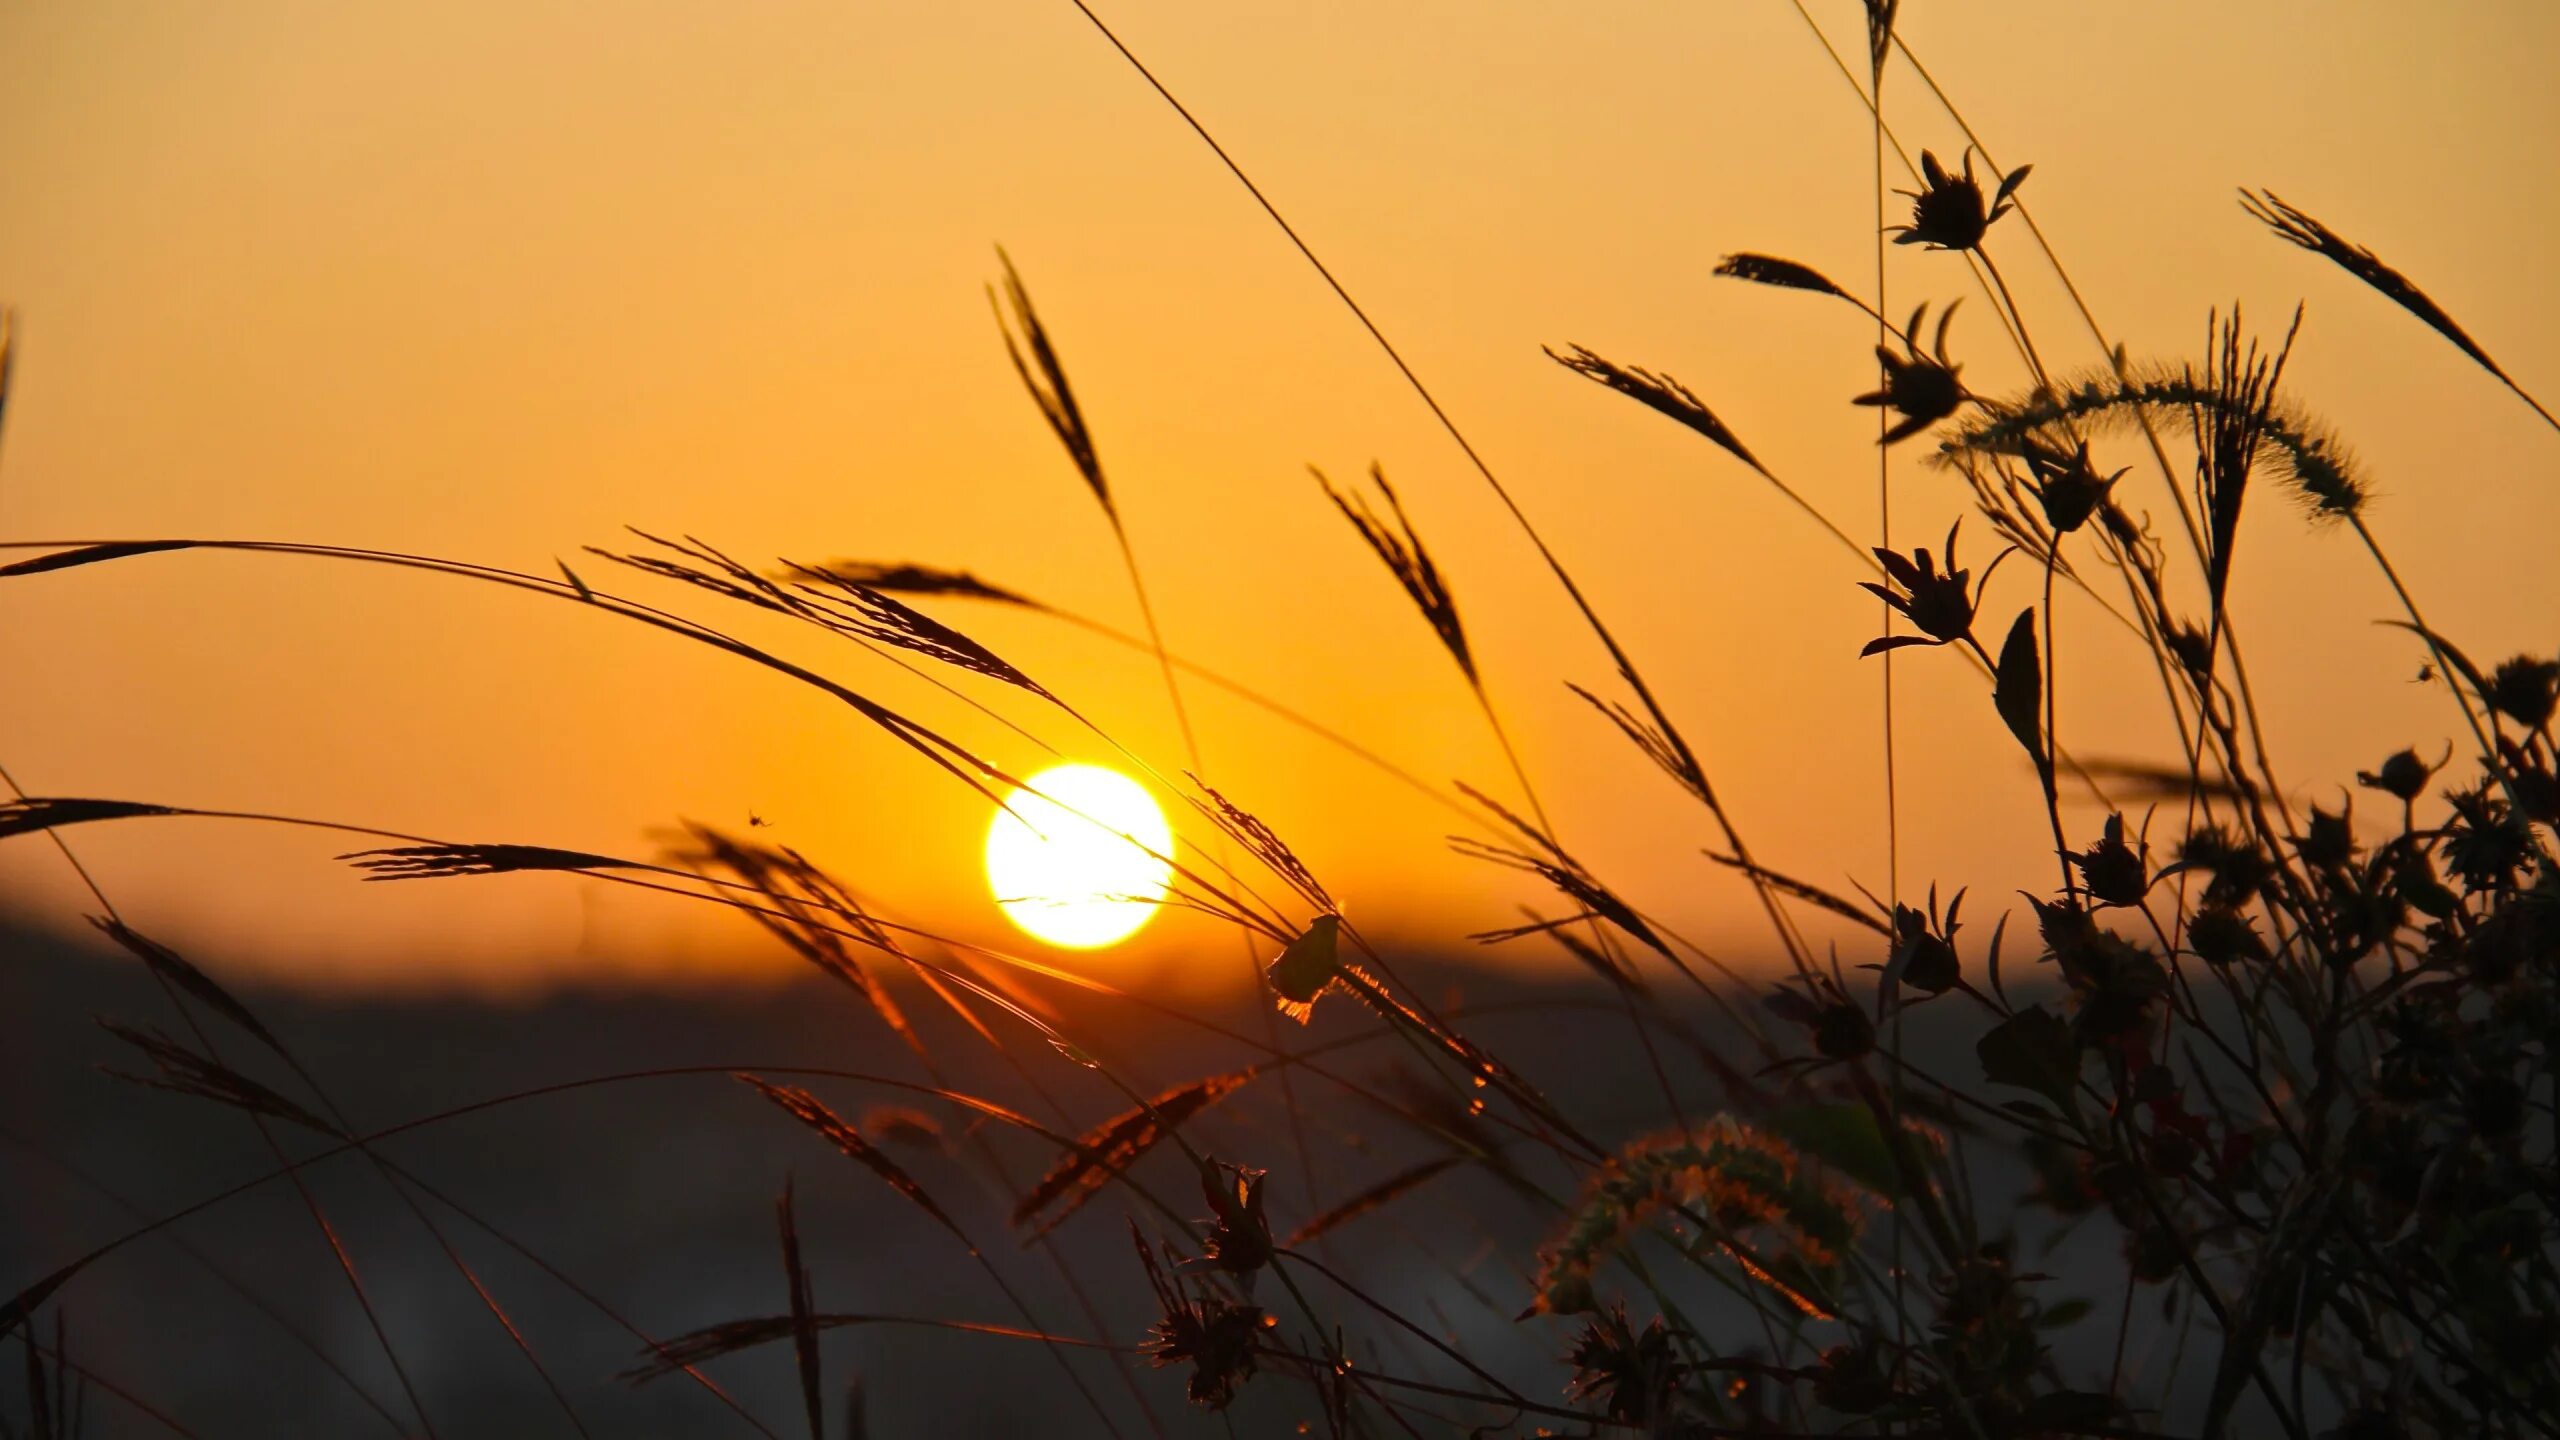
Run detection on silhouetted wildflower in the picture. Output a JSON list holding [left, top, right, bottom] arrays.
[[2186, 906, 2267, 967], [2031, 898, 2167, 1045], [2293, 805, 2356, 870], [1888, 888, 1965, 996], [2485, 654, 2559, 729], [2020, 440, 2123, 534], [2444, 786, 2531, 893], [2175, 825, 2272, 907], [1197, 1157, 1273, 1278], [1892, 149, 2029, 252], [2067, 814, 2148, 907], [1861, 520, 2010, 654], [1564, 1306, 1684, 1426], [1132, 1225, 1266, 1410], [1812, 1343, 1893, 1414], [1853, 302, 1966, 444], [2357, 746, 2441, 803]]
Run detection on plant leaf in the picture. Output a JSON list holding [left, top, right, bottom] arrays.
[[1977, 1005, 2080, 1114], [1282, 1156, 1462, 1247], [1266, 914, 1342, 1022], [740, 1077, 971, 1248], [1994, 608, 2045, 771], [2036, 1298, 2094, 1330], [776, 1181, 826, 1440], [0, 797, 177, 840], [1712, 253, 1849, 300], [90, 919, 287, 1058], [0, 541, 196, 578], [1012, 1067, 1261, 1239], [1770, 1103, 1905, 1198]]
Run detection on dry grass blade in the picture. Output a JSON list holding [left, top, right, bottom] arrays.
[[1863, 0, 1899, 79], [1451, 783, 1672, 962], [18, 1318, 54, 1440], [97, 1022, 338, 1137], [1545, 343, 1770, 478], [859, 1104, 945, 1152], [674, 826, 920, 1053], [0, 1270, 78, 1347], [776, 1181, 825, 1440], [1186, 779, 1334, 916], [602, 531, 1057, 700], [1012, 1067, 1262, 1241], [1282, 1157, 1462, 1248], [1566, 683, 1710, 808], [2193, 306, 2304, 627], [784, 560, 1041, 609], [339, 843, 637, 880], [991, 248, 1109, 518], [1315, 463, 1475, 684], [2240, 188, 2554, 429], [0, 798, 177, 840], [626, 1314, 1093, 1384], [0, 541, 197, 578], [1521, 906, 1648, 994], [739, 1077, 970, 1247], [779, 562, 1059, 702], [1714, 253, 1851, 301], [89, 918, 287, 1057], [2074, 756, 2245, 803], [1698, 853, 1890, 937], [595, 529, 798, 616]]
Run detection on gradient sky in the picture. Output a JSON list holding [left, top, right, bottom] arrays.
[[3, 1, 2555, 993]]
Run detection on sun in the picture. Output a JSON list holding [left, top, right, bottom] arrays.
[[983, 763, 1175, 949]]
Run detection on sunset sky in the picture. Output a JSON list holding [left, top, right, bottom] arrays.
[[3, 0, 2555, 993]]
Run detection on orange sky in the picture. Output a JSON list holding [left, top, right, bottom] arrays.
[[3, 1, 2556, 994]]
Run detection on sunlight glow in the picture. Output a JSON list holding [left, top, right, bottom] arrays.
[[983, 764, 1174, 949]]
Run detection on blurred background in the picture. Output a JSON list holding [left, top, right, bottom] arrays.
[[3, 0, 2556, 991]]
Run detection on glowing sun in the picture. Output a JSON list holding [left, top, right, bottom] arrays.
[[983, 763, 1174, 949]]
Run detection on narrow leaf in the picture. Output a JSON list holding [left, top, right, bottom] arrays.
[[1977, 1005, 2080, 1113], [777, 1181, 826, 1440], [0, 798, 176, 840], [1012, 1067, 1261, 1239], [1283, 1157, 1461, 1247], [341, 843, 639, 880], [1770, 1103, 1905, 1198], [100, 1021, 338, 1136], [1545, 343, 1770, 478], [740, 1077, 971, 1247], [90, 918, 286, 1057], [0, 541, 196, 578], [1713, 253, 1849, 299], [1993, 608, 2045, 770], [0, 1265, 79, 1343]]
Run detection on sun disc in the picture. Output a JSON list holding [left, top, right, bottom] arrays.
[[983, 764, 1174, 948]]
